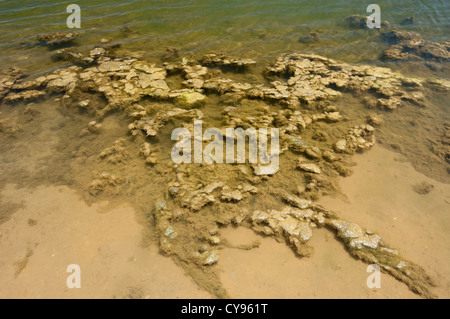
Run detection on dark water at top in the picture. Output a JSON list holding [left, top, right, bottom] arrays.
[[0, 0, 449, 76]]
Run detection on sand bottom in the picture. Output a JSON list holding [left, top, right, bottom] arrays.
[[0, 184, 209, 299], [0, 144, 448, 298]]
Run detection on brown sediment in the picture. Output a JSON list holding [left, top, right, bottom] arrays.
[[14, 248, 34, 278], [0, 38, 449, 299], [0, 197, 23, 225], [412, 182, 434, 195]]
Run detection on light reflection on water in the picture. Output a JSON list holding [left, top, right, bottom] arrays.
[[0, 0, 449, 76]]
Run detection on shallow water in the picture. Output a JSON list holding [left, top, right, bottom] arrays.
[[0, 1, 449, 299], [1, 0, 449, 75]]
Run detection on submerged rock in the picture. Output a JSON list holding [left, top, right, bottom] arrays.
[[382, 30, 450, 62], [345, 15, 389, 29], [412, 182, 434, 195], [400, 17, 415, 25], [4, 90, 45, 103], [176, 91, 207, 108], [298, 32, 320, 43], [201, 53, 256, 68], [36, 32, 79, 46]]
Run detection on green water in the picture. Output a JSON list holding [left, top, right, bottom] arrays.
[[1, 0, 449, 76]]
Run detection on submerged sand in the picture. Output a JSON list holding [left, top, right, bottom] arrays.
[[0, 145, 448, 298]]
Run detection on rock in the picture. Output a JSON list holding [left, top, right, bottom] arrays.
[[346, 15, 389, 29], [89, 47, 106, 58], [338, 125, 375, 152], [297, 162, 321, 174], [78, 100, 90, 108], [88, 173, 121, 196], [382, 30, 450, 62], [46, 69, 79, 92], [367, 114, 384, 126], [23, 104, 40, 121], [176, 92, 207, 108], [382, 30, 422, 43], [334, 139, 347, 152], [164, 226, 177, 239], [189, 193, 215, 211], [276, 191, 311, 209], [138, 72, 166, 88], [412, 182, 434, 195], [100, 37, 112, 44], [298, 32, 320, 43], [400, 17, 414, 25], [252, 165, 277, 176], [305, 147, 321, 159], [98, 61, 124, 72], [162, 46, 179, 61], [183, 78, 204, 89], [324, 111, 343, 122], [201, 53, 256, 68], [346, 15, 368, 29], [140, 142, 158, 165], [242, 184, 258, 194], [403, 91, 426, 106], [330, 219, 381, 250], [287, 136, 309, 153], [209, 236, 220, 245], [377, 97, 401, 110], [87, 121, 102, 133], [221, 190, 243, 202], [36, 32, 79, 46], [99, 139, 128, 163], [322, 151, 337, 162], [202, 250, 219, 265], [4, 90, 45, 103]]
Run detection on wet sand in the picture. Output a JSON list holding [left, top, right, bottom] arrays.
[[0, 185, 209, 299], [320, 144, 450, 298], [1, 144, 447, 298], [219, 144, 449, 299], [220, 145, 450, 298]]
